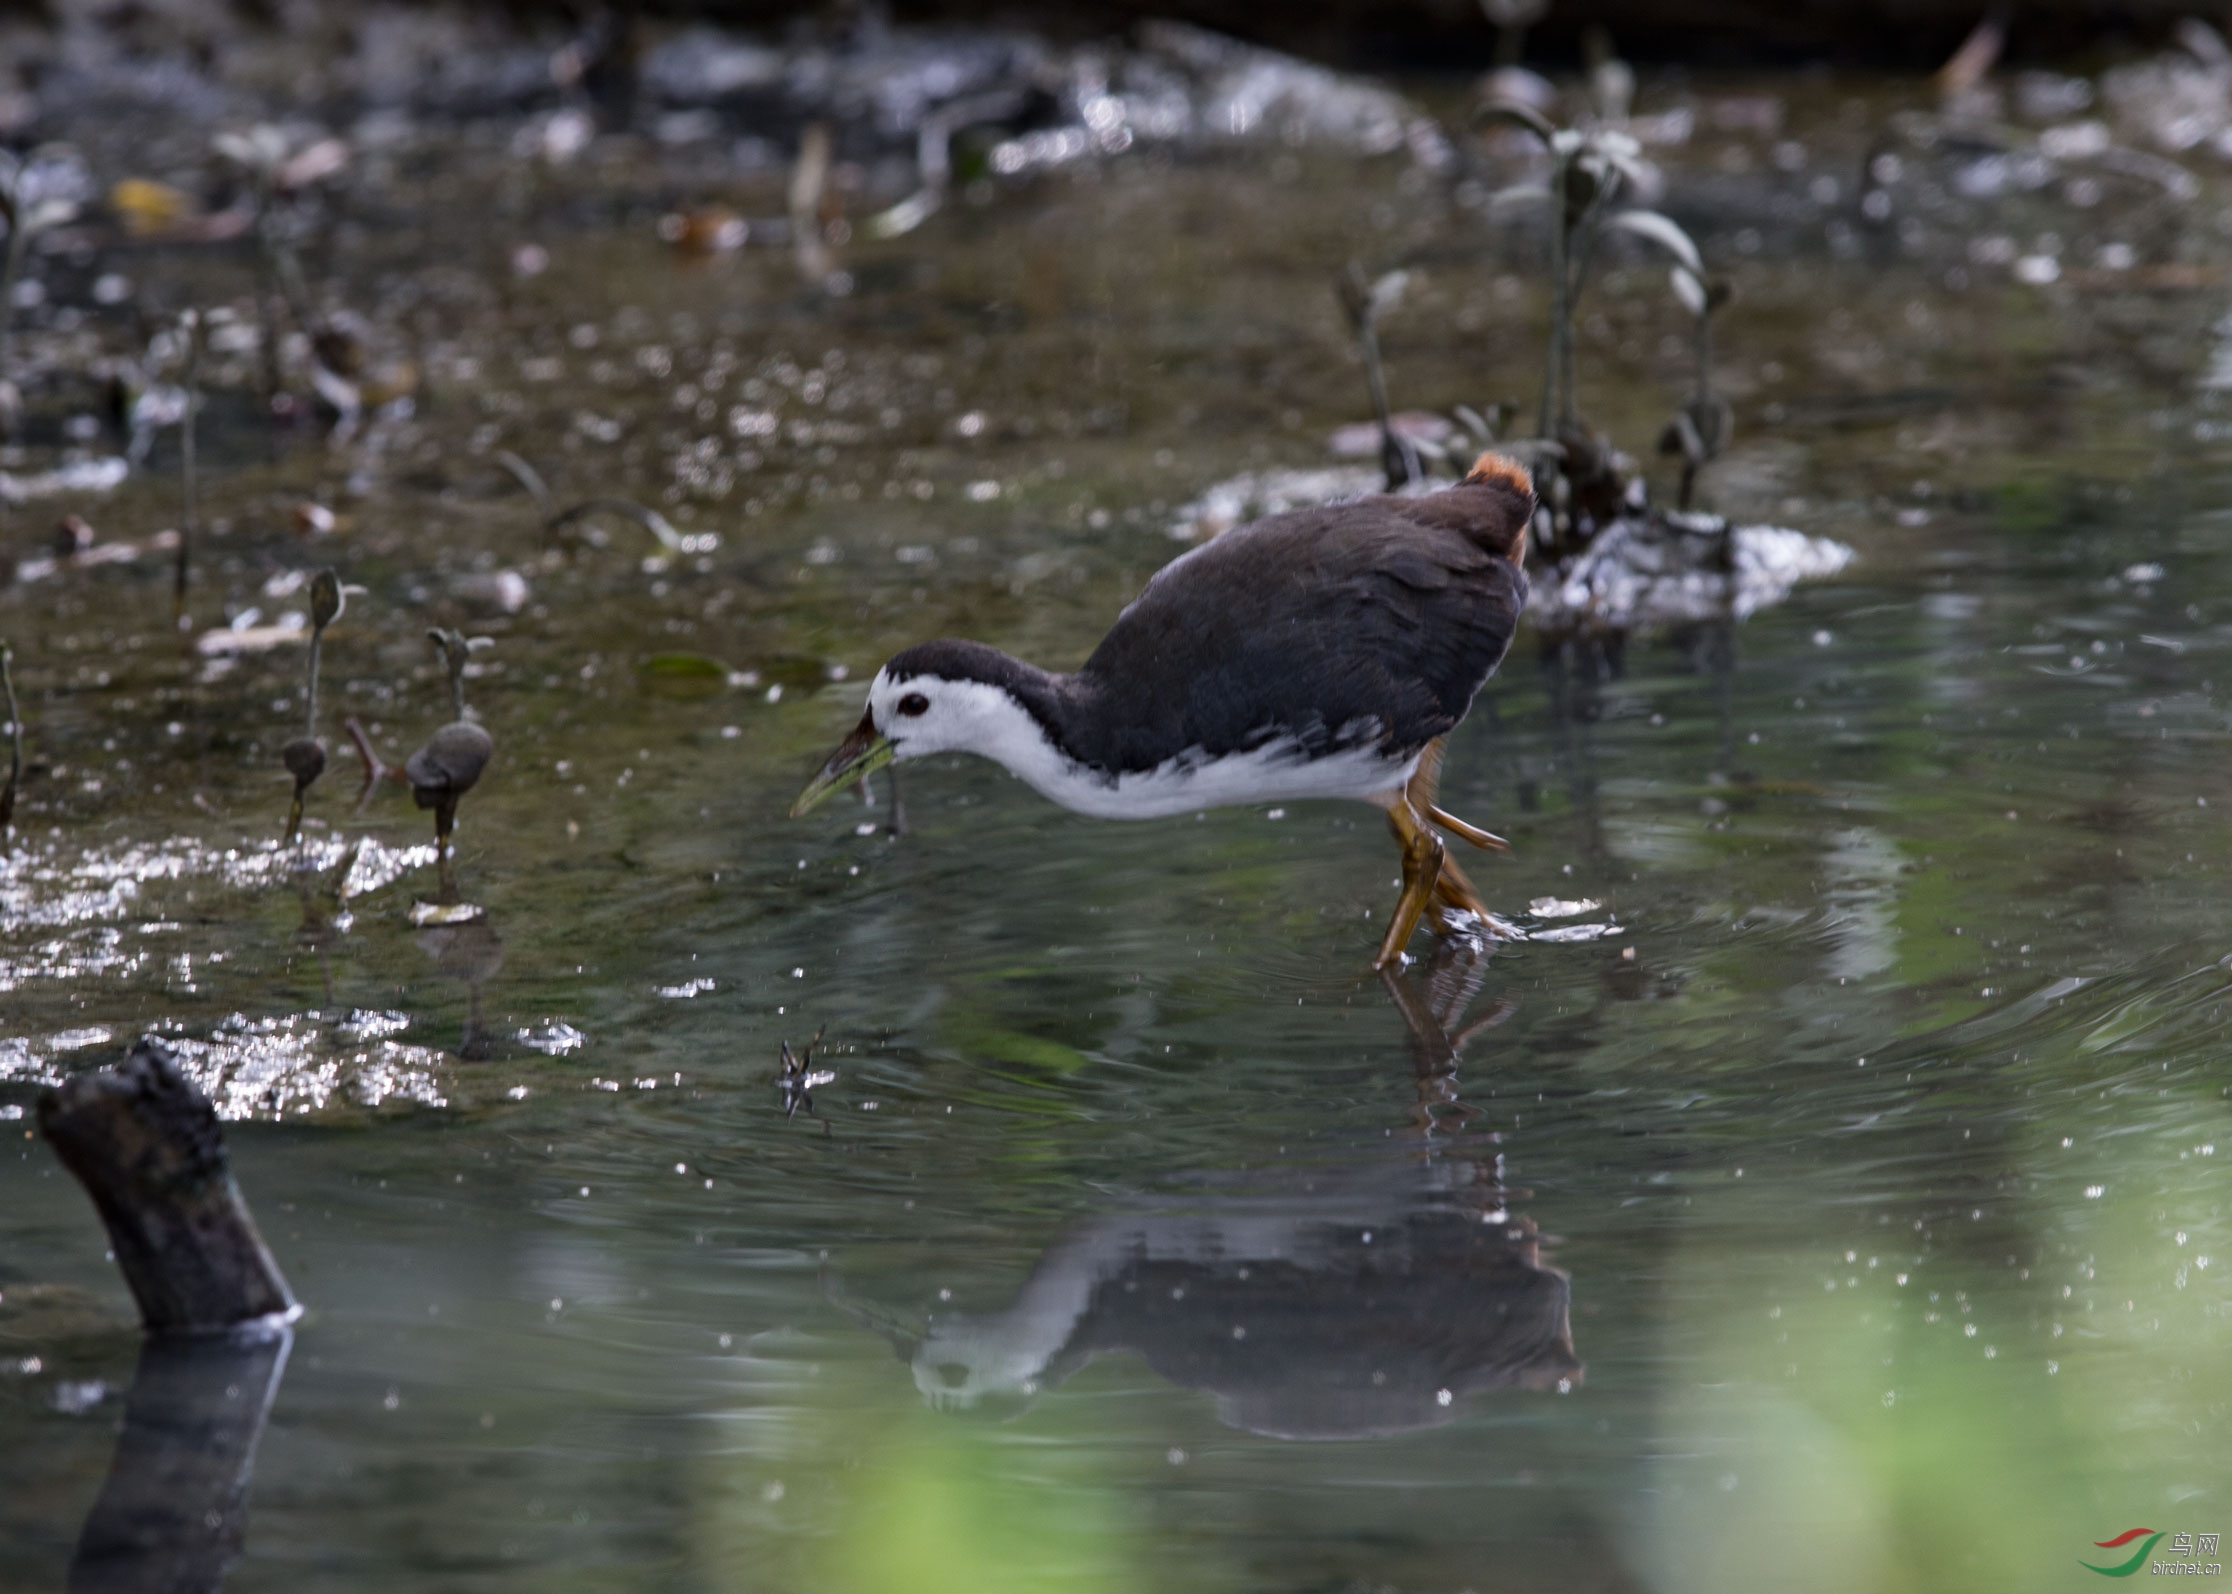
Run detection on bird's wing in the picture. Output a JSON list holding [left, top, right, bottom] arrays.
[[1071, 491, 1528, 772]]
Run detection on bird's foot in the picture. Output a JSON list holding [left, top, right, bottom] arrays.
[[1426, 904, 1523, 943], [1375, 806, 1447, 969]]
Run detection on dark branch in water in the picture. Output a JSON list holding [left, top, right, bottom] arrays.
[[37, 1036, 298, 1333], [45, 1035, 297, 1594]]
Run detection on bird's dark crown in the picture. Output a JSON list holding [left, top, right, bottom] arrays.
[[883, 638, 1051, 694]]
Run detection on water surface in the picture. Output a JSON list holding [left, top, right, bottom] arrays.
[[1, 53, 2229, 1594]]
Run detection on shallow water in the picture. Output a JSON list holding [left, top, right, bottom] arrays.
[[1, 46, 2230, 1594]]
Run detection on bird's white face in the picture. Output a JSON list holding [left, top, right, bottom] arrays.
[[866, 668, 1047, 764], [793, 663, 1065, 816]]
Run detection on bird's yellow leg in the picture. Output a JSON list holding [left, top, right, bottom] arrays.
[[1427, 846, 1492, 934], [1395, 741, 1509, 934], [1406, 738, 1449, 809], [1376, 802, 1446, 969], [1401, 740, 1510, 852]]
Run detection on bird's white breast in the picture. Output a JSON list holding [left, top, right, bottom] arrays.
[[888, 677, 1417, 819], [1048, 737, 1420, 819]]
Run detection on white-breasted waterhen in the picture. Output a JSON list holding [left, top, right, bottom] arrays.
[[793, 452, 1535, 967]]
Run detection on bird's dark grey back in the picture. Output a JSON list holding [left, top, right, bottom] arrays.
[[886, 473, 1532, 779]]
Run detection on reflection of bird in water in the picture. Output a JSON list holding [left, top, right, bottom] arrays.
[[293, 839, 359, 1005], [415, 912, 503, 1060], [831, 1154, 1578, 1440], [795, 455, 1536, 967], [829, 944, 1577, 1439], [1381, 931, 1516, 1136], [407, 629, 494, 857]]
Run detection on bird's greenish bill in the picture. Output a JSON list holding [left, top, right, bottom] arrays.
[[790, 711, 895, 816]]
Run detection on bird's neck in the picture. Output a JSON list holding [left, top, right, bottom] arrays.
[[965, 651, 1074, 739], [916, 651, 1094, 785]]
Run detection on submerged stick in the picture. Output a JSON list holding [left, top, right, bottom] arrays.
[[37, 1036, 297, 1333]]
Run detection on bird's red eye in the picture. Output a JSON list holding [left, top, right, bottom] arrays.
[[897, 692, 930, 717]]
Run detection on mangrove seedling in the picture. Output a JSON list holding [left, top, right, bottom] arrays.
[[1657, 266, 1734, 510], [1479, 100, 1702, 546], [282, 570, 347, 843], [174, 309, 205, 625], [406, 629, 494, 856], [1, 640, 21, 835], [1337, 263, 1422, 491], [1481, 104, 1698, 442]]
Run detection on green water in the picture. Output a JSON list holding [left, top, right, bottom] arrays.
[[2, 72, 2229, 1594]]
